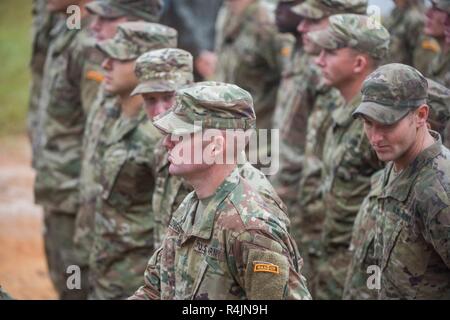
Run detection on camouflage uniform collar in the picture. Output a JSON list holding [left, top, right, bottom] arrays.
[[380, 130, 443, 202], [331, 93, 362, 127], [179, 168, 241, 242], [106, 108, 146, 145]]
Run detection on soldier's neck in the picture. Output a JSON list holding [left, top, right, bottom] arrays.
[[339, 69, 373, 104], [393, 127, 436, 171], [186, 164, 236, 200], [119, 93, 143, 119], [227, 0, 255, 15]]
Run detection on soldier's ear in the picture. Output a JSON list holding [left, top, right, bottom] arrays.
[[353, 53, 369, 74], [415, 104, 429, 128]]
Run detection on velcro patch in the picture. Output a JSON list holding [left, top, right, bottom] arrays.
[[281, 46, 291, 57], [86, 70, 104, 83], [421, 40, 440, 53], [253, 263, 279, 274]]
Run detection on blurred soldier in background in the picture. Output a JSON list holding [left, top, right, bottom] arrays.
[[426, 0, 450, 86], [33, 0, 100, 300], [161, 0, 223, 80], [74, 0, 163, 290], [271, 0, 366, 296], [310, 13, 389, 299], [384, 0, 440, 74], [88, 22, 177, 299], [28, 0, 61, 168], [133, 48, 194, 249], [214, 0, 292, 131]]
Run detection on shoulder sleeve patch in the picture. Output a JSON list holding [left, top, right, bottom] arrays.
[[244, 249, 289, 299], [281, 46, 291, 57], [421, 39, 441, 53]]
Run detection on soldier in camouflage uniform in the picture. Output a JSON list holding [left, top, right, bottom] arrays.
[[309, 14, 390, 299], [28, 0, 60, 168], [271, 0, 365, 295], [132, 48, 194, 248], [384, 0, 439, 75], [214, 0, 292, 130], [32, 0, 104, 300], [426, 0, 450, 87], [343, 77, 450, 300], [87, 22, 177, 300], [74, 0, 164, 282], [353, 63, 450, 299], [130, 82, 311, 300]]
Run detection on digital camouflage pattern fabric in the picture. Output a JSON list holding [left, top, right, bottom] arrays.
[[75, 91, 121, 264], [130, 168, 311, 300], [33, 15, 103, 299], [89, 111, 162, 300], [342, 170, 382, 300], [426, 78, 450, 146], [353, 63, 428, 125], [376, 132, 450, 299], [96, 22, 177, 61], [214, 0, 292, 130], [132, 48, 194, 95], [86, 0, 163, 21], [291, 0, 368, 19], [271, 48, 343, 291], [308, 14, 390, 60], [28, 1, 60, 168]]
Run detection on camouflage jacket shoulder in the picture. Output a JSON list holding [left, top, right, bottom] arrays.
[[131, 168, 311, 300], [376, 132, 450, 299]]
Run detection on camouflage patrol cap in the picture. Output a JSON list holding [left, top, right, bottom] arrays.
[[427, 78, 450, 134], [432, 0, 450, 13], [291, 0, 368, 19], [308, 14, 390, 59], [131, 48, 194, 96], [86, 0, 163, 22], [96, 22, 177, 61], [352, 63, 428, 125], [153, 82, 256, 135]]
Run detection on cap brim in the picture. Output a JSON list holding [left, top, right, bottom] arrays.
[[153, 111, 202, 135], [86, 2, 124, 18], [291, 3, 325, 19], [308, 29, 339, 50], [96, 41, 137, 61], [352, 101, 411, 125], [131, 81, 179, 96]]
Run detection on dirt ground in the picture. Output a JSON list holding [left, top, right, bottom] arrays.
[[0, 135, 57, 299]]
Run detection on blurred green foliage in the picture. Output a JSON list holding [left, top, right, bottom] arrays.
[[0, 1, 32, 136]]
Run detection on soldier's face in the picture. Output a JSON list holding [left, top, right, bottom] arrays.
[[102, 58, 139, 95], [163, 132, 215, 178], [90, 15, 129, 41], [47, 0, 79, 13], [297, 17, 329, 54], [142, 91, 176, 120], [315, 48, 358, 90], [425, 6, 447, 38], [275, 1, 303, 34], [362, 108, 428, 163]]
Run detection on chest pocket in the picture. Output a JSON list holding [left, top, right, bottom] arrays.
[[380, 202, 430, 282], [101, 145, 128, 203]]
